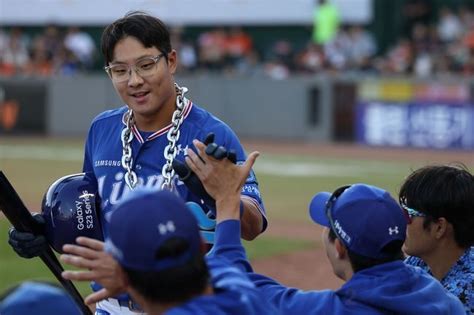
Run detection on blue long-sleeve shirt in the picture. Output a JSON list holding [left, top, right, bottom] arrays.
[[212, 219, 465, 315]]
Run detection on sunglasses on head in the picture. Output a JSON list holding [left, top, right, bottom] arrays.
[[325, 185, 352, 242], [400, 203, 426, 223]]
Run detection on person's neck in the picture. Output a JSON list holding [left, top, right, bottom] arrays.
[[141, 284, 214, 315], [134, 98, 177, 132], [421, 241, 466, 281]]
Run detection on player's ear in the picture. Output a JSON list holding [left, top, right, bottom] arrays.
[[432, 217, 449, 240], [166, 50, 178, 74]]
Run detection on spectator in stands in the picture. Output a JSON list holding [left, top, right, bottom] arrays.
[[312, 0, 340, 45], [24, 35, 53, 76], [437, 7, 463, 44], [0, 281, 81, 315], [401, 164, 474, 314], [346, 25, 376, 70], [64, 26, 96, 69], [225, 26, 253, 71], [1, 27, 30, 76], [197, 28, 227, 71], [295, 42, 325, 73]]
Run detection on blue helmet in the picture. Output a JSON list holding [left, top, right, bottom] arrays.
[[41, 173, 103, 253]]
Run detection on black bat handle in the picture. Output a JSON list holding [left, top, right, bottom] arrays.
[[39, 249, 93, 315]]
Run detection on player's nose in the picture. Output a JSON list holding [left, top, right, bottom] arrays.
[[127, 69, 144, 87]]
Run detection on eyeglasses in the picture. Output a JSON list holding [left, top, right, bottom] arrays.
[[325, 185, 352, 244], [104, 53, 166, 83], [401, 203, 426, 222]]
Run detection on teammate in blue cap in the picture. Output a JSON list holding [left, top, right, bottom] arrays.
[[0, 281, 82, 315], [59, 152, 279, 315], [182, 143, 466, 315]]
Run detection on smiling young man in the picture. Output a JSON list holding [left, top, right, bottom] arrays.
[[7, 11, 266, 315], [401, 165, 474, 314]]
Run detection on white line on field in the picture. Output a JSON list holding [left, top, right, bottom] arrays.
[[0, 144, 401, 177]]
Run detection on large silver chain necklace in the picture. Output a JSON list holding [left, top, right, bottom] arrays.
[[121, 82, 188, 191]]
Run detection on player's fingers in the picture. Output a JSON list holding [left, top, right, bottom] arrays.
[[242, 151, 260, 175], [212, 146, 227, 160], [62, 243, 101, 260], [61, 269, 96, 281], [193, 140, 208, 159], [205, 143, 218, 156], [60, 253, 97, 269], [85, 289, 112, 305], [76, 237, 105, 251], [203, 132, 215, 145], [186, 148, 206, 171], [227, 150, 237, 164]]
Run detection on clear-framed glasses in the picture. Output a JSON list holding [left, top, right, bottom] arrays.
[[104, 53, 166, 83], [401, 203, 426, 221], [325, 185, 352, 243]]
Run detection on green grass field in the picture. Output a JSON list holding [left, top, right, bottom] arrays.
[[0, 137, 471, 295]]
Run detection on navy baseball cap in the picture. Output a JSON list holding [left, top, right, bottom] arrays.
[[104, 188, 201, 272], [309, 183, 407, 259], [0, 281, 81, 315]]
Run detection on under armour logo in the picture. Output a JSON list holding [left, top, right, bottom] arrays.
[[158, 221, 176, 235], [388, 226, 399, 235]]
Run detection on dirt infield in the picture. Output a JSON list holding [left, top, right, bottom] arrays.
[[243, 139, 473, 291]]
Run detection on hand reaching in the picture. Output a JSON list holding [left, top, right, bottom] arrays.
[[185, 139, 259, 220], [60, 237, 127, 305]]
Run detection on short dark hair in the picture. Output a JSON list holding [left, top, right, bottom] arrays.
[[123, 237, 209, 304], [328, 228, 404, 273], [399, 164, 474, 248], [101, 11, 172, 65]]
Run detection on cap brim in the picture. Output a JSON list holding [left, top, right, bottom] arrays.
[[309, 192, 331, 227]]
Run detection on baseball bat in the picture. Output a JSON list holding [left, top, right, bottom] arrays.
[[0, 171, 93, 315]]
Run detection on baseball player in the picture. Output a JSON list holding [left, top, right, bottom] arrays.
[[60, 185, 279, 315], [7, 11, 266, 315], [184, 144, 466, 315]]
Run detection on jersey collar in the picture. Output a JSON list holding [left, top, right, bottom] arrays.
[[121, 99, 193, 144]]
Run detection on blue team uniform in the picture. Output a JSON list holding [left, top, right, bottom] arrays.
[[165, 256, 279, 315], [83, 100, 266, 314], [212, 219, 466, 315], [83, 100, 266, 237]]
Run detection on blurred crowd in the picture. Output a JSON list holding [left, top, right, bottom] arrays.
[[2, 5, 474, 79], [0, 25, 96, 77]]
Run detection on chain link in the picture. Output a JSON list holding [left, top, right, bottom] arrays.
[[120, 82, 188, 191], [121, 109, 138, 189], [161, 83, 188, 190]]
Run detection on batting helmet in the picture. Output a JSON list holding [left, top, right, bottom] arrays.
[[41, 173, 103, 253]]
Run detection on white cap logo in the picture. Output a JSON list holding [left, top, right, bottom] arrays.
[[158, 221, 176, 235], [388, 226, 399, 235]]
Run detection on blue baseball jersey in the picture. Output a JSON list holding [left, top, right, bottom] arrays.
[[83, 100, 267, 239], [165, 255, 279, 315]]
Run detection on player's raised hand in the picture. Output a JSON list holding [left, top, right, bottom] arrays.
[[186, 139, 259, 220], [60, 237, 127, 305]]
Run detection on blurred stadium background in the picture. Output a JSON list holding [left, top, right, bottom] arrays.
[[1, 0, 474, 296]]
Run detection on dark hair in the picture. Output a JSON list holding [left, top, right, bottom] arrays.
[[101, 11, 172, 65], [328, 228, 404, 273], [399, 164, 474, 248], [123, 237, 209, 304]]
